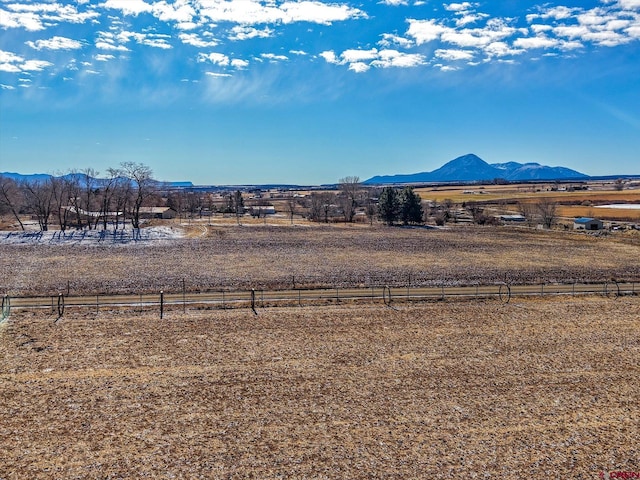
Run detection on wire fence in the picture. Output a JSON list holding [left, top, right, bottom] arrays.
[[1, 280, 637, 321]]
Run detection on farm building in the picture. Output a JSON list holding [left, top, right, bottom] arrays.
[[138, 207, 177, 219], [499, 214, 526, 223], [573, 217, 603, 231]]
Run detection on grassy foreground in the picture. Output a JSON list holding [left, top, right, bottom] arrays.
[[1, 297, 638, 478]]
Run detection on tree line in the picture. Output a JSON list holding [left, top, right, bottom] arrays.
[[0, 162, 156, 232]]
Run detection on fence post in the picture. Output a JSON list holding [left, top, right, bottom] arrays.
[[251, 289, 257, 315], [182, 278, 186, 314], [160, 290, 164, 319], [57, 293, 65, 318], [383, 285, 392, 306], [1, 295, 10, 320], [96, 295, 99, 314]]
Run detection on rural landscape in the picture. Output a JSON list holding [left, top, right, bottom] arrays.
[[1, 161, 639, 478], [3, 0, 639, 476]]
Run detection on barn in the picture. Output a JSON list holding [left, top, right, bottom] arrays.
[[139, 207, 177, 219], [573, 217, 603, 231]]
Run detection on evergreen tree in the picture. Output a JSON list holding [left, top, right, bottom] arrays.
[[377, 187, 400, 225], [400, 186, 423, 225]]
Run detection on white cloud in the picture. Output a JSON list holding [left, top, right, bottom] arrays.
[[380, 0, 408, 5], [341, 48, 379, 63], [206, 71, 232, 77], [21, 59, 53, 71], [102, 0, 153, 16], [229, 26, 274, 41], [198, 52, 230, 66], [618, 0, 640, 7], [0, 9, 45, 31], [280, 1, 366, 24], [0, 50, 25, 64], [320, 47, 425, 71], [231, 58, 249, 69], [0, 63, 22, 73], [513, 36, 558, 49], [371, 49, 426, 68], [348, 62, 370, 73], [1, 84, 17, 90], [115, 30, 173, 49], [179, 33, 219, 47], [25, 36, 83, 51], [0, 49, 52, 73], [151, 0, 196, 23], [456, 13, 488, 27], [95, 54, 115, 61], [445, 3, 477, 12], [435, 48, 474, 61], [406, 19, 449, 44], [319, 50, 339, 64], [196, 0, 365, 26], [96, 41, 130, 51], [261, 53, 289, 62], [482, 41, 523, 57], [1, 2, 99, 30], [378, 33, 414, 48]]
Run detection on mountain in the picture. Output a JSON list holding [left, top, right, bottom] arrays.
[[363, 154, 589, 184], [0, 172, 193, 188]]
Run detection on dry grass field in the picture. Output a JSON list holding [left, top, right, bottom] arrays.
[[1, 298, 639, 479], [1, 223, 639, 478], [1, 224, 640, 297]]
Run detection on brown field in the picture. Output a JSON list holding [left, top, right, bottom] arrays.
[[415, 183, 640, 205], [1, 298, 639, 478], [1, 224, 640, 297], [1, 224, 639, 478]]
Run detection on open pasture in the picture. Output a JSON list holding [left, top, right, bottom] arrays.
[[1, 297, 639, 478]]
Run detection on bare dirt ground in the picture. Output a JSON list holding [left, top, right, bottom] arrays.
[[1, 297, 638, 479], [1, 224, 639, 296]]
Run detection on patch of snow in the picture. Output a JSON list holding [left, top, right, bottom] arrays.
[[0, 227, 185, 246], [594, 204, 640, 210]]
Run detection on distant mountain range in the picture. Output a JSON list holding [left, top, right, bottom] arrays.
[[0, 172, 193, 189], [364, 154, 589, 184]]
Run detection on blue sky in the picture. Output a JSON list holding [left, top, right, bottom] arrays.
[[1, 0, 639, 185]]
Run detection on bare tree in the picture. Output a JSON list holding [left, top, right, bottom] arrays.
[[233, 190, 244, 224], [285, 195, 297, 225], [82, 168, 99, 230], [22, 179, 54, 231], [0, 175, 25, 230], [120, 162, 155, 229], [49, 175, 71, 231], [96, 168, 122, 230], [536, 198, 558, 229], [364, 187, 379, 226], [338, 176, 361, 223], [65, 173, 84, 229], [518, 201, 537, 227]]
